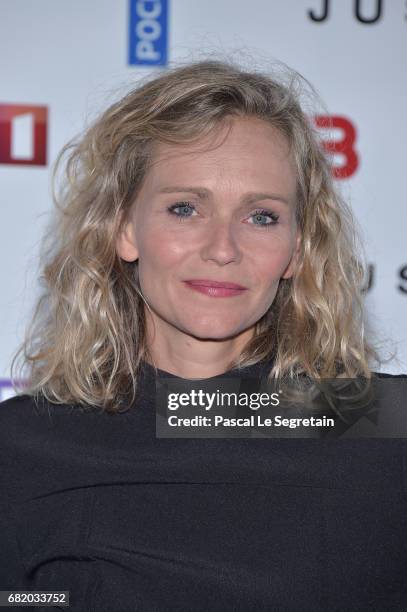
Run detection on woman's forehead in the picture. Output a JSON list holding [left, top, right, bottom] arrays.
[[145, 117, 296, 190]]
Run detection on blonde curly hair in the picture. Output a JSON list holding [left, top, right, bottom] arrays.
[[10, 58, 382, 411]]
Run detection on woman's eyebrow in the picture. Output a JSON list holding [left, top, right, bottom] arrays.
[[158, 186, 289, 205], [159, 185, 211, 199]]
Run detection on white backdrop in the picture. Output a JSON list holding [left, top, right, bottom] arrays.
[[1, 0, 406, 400]]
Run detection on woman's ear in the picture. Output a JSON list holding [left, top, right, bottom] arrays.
[[281, 229, 302, 280], [116, 219, 139, 262]]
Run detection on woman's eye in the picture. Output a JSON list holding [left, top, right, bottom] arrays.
[[167, 202, 197, 218], [247, 210, 279, 227], [166, 203, 279, 227]]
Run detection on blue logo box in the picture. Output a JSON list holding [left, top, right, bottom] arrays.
[[128, 0, 168, 66]]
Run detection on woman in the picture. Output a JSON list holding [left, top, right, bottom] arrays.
[[1, 59, 406, 611]]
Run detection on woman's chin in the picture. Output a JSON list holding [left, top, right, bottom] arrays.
[[180, 319, 249, 341]]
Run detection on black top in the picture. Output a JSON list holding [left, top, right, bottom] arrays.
[[1, 360, 407, 611]]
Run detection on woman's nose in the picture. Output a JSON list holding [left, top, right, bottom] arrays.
[[200, 217, 242, 266]]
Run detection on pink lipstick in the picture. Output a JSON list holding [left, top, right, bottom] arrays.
[[183, 279, 248, 298]]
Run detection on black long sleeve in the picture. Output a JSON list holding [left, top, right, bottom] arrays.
[[1, 364, 407, 611]]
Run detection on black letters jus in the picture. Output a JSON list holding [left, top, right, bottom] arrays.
[[308, 0, 383, 24]]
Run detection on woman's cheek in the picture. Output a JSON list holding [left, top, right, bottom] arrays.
[[254, 243, 294, 277]]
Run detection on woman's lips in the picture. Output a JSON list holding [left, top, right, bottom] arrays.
[[183, 279, 248, 298]]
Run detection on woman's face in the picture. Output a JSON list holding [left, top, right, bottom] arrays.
[[117, 116, 301, 343]]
